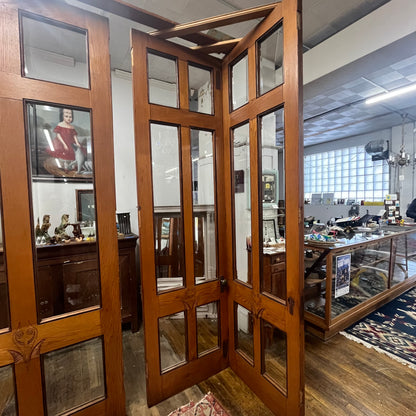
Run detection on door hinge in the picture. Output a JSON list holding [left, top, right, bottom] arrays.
[[222, 340, 228, 358], [288, 297, 295, 315]]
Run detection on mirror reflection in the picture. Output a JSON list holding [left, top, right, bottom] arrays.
[[260, 108, 286, 300], [0, 364, 16, 415], [21, 13, 89, 88], [197, 301, 219, 356], [188, 64, 212, 115], [0, 180, 10, 331], [151, 123, 185, 292], [232, 123, 251, 285], [159, 311, 187, 373], [148, 51, 178, 108], [235, 303, 254, 363], [191, 129, 217, 285], [26, 102, 99, 321], [258, 23, 283, 96], [231, 54, 248, 111]]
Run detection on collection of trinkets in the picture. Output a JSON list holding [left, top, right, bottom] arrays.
[[35, 214, 95, 245]]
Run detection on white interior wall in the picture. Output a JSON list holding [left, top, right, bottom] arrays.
[[111, 72, 139, 235]]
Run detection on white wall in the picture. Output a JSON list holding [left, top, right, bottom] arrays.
[[111, 72, 139, 235]]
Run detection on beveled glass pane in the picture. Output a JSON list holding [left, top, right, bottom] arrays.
[[408, 232, 416, 278], [197, 301, 219, 356], [151, 123, 185, 292], [21, 14, 89, 88], [260, 108, 286, 301], [392, 234, 408, 286], [191, 129, 217, 284], [261, 319, 287, 393], [0, 365, 17, 415], [235, 303, 254, 363], [159, 311, 187, 373], [258, 23, 283, 95], [233, 123, 251, 284], [26, 102, 99, 322], [331, 240, 391, 319], [43, 338, 105, 415], [148, 51, 178, 108], [231, 54, 248, 111], [0, 182, 10, 331], [188, 64, 212, 114]]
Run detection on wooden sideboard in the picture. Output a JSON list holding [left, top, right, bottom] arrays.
[[34, 234, 139, 330], [262, 250, 286, 299]]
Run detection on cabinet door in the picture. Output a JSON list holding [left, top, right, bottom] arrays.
[[0, 1, 125, 414]]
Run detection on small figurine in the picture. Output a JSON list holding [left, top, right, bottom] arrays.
[[55, 214, 71, 242], [35, 214, 52, 244], [71, 223, 84, 242]]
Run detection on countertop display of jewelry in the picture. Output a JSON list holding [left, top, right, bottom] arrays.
[[304, 226, 416, 340]]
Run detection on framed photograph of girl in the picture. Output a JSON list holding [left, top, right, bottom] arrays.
[[25, 101, 93, 182]]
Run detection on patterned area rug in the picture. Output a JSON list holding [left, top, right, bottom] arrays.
[[341, 287, 416, 369], [168, 392, 230, 416]]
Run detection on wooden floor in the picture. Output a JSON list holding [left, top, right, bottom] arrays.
[[123, 329, 416, 416]]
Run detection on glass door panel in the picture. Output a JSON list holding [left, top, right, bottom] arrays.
[[42, 337, 105, 415], [232, 123, 251, 285], [151, 123, 185, 293], [196, 301, 219, 356], [188, 64, 213, 115], [230, 54, 249, 111], [191, 129, 217, 285], [0, 181, 10, 331], [259, 107, 286, 301], [0, 364, 17, 415], [258, 23, 284, 96], [26, 102, 99, 322]]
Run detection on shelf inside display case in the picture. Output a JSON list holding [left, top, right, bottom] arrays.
[[304, 226, 416, 340]]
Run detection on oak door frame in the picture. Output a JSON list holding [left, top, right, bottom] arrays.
[[222, 1, 305, 414], [0, 1, 124, 414], [131, 30, 228, 406]]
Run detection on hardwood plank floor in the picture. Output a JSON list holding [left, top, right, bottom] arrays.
[[123, 329, 416, 415]]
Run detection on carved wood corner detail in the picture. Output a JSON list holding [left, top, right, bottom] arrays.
[[8, 324, 45, 364], [182, 287, 197, 311]]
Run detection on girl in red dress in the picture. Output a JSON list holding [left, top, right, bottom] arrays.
[[46, 108, 86, 167]]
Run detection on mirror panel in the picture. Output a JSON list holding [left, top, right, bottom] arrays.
[[159, 311, 187, 373], [43, 338, 105, 415], [258, 23, 284, 96], [235, 303, 254, 364], [151, 123, 185, 293], [191, 129, 217, 285], [261, 319, 287, 393], [26, 102, 99, 322], [188, 64, 213, 115], [231, 54, 248, 111], [259, 108, 286, 301], [196, 301, 219, 356], [0, 178, 10, 331], [232, 123, 251, 285], [148, 51, 178, 108], [21, 13, 89, 88], [0, 364, 17, 415]]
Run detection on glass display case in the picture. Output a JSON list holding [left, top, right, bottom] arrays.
[[304, 226, 416, 339]]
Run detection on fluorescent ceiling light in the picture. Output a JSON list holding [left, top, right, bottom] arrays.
[[366, 83, 416, 104]]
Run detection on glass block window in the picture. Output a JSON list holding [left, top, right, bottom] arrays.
[[304, 146, 389, 202]]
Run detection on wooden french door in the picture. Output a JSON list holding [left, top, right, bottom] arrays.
[[0, 1, 124, 415], [131, 31, 228, 406], [223, 1, 304, 414], [133, 0, 303, 413]]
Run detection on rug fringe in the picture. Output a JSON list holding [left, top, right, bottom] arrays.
[[340, 331, 416, 371]]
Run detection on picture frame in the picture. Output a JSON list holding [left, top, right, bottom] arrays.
[[262, 218, 277, 242], [76, 189, 95, 223], [25, 101, 93, 182]]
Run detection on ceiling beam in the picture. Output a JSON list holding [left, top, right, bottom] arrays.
[[191, 38, 242, 55], [74, 0, 218, 45], [149, 4, 276, 40]]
